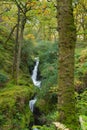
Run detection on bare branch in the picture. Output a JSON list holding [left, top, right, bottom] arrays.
[[4, 24, 17, 44], [14, 0, 24, 14]]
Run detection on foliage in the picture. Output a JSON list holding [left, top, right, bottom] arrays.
[[39, 125, 56, 130], [0, 83, 34, 130], [75, 44, 87, 92], [75, 47, 87, 77], [32, 41, 58, 115], [46, 111, 59, 123], [34, 41, 58, 98], [21, 40, 35, 72], [32, 124, 56, 130], [77, 91, 87, 115], [0, 0, 87, 129], [79, 115, 87, 130], [0, 24, 14, 74], [74, 0, 87, 41], [0, 73, 8, 84]]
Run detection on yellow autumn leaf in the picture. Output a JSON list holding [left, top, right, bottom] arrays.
[[44, 10, 50, 15], [25, 34, 35, 40]]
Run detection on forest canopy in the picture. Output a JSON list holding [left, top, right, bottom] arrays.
[[0, 0, 87, 130]]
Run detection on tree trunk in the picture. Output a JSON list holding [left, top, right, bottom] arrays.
[[16, 16, 26, 84], [12, 3, 27, 84], [57, 0, 79, 129], [13, 7, 20, 84]]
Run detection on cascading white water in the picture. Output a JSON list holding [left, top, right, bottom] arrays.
[[29, 98, 37, 112], [29, 57, 41, 112], [31, 57, 41, 88], [29, 57, 41, 130]]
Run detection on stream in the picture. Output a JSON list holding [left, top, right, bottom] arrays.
[[29, 57, 41, 130]]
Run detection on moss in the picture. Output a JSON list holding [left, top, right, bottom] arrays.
[[0, 84, 34, 130], [32, 124, 56, 130], [36, 99, 51, 114]]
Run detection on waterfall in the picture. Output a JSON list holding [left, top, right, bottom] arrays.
[[31, 57, 41, 88], [29, 98, 37, 112], [29, 57, 41, 130], [29, 57, 41, 112]]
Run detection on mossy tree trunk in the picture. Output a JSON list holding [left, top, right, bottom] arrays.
[[13, 6, 20, 84], [13, 1, 27, 84], [16, 14, 26, 84], [57, 0, 79, 129]]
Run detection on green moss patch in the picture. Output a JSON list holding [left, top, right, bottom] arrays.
[[0, 84, 34, 130]]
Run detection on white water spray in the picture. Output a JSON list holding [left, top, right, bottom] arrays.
[[29, 57, 41, 112], [29, 57, 41, 130], [31, 57, 41, 88], [29, 98, 37, 112]]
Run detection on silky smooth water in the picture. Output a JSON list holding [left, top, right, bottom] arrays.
[[29, 98, 37, 112], [31, 57, 41, 88], [29, 58, 41, 130]]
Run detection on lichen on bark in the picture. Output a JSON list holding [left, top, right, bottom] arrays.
[[57, 0, 79, 129]]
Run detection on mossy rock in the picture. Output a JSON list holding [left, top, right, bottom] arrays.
[[0, 84, 34, 130], [35, 99, 50, 114]]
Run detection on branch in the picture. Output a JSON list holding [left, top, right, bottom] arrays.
[[79, 1, 87, 12], [47, 0, 52, 2], [0, 2, 14, 4], [14, 0, 29, 19], [14, 0, 24, 14], [20, 1, 25, 8], [47, 0, 57, 8], [4, 24, 17, 44], [0, 8, 10, 16]]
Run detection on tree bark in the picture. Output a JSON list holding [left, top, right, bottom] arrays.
[[4, 24, 17, 45], [57, 0, 79, 129], [12, 7, 20, 84], [16, 15, 26, 84], [12, 1, 27, 84]]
